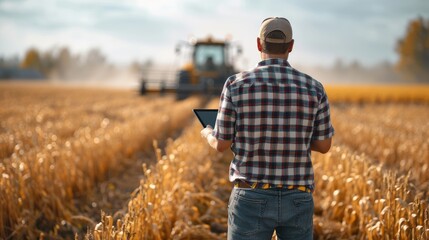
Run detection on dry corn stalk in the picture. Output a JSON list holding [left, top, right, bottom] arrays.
[[88, 99, 227, 239], [0, 84, 201, 238]]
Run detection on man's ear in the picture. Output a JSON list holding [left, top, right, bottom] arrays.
[[288, 39, 294, 53], [257, 38, 263, 52]]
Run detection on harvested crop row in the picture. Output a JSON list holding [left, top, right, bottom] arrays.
[[90, 99, 231, 240], [312, 144, 428, 239], [0, 84, 202, 239], [330, 104, 429, 186]]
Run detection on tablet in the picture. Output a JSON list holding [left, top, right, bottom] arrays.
[[193, 109, 218, 127]]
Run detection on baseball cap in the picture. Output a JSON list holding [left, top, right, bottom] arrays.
[[259, 17, 293, 43]]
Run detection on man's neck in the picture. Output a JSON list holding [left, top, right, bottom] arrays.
[[260, 51, 289, 60]]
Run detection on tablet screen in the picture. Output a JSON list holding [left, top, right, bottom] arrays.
[[193, 109, 218, 127]]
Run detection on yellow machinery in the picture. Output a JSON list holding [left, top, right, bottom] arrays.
[[140, 36, 242, 100]]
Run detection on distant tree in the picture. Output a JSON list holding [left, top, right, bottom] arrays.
[[21, 48, 43, 72], [396, 17, 429, 82], [40, 50, 57, 78], [57, 47, 72, 78], [55, 47, 86, 80], [0, 55, 20, 68], [86, 48, 106, 66], [333, 58, 345, 73], [349, 60, 363, 76]]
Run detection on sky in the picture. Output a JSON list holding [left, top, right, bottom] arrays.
[[1, 0, 429, 70]]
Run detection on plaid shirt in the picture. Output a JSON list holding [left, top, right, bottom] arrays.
[[213, 58, 334, 188]]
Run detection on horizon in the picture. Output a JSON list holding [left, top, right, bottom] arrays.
[[1, 0, 429, 70]]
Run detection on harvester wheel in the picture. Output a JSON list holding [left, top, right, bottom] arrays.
[[176, 70, 191, 100], [140, 80, 147, 95]]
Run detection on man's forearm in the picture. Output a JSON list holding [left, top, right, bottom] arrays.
[[201, 127, 232, 152], [310, 138, 332, 154]]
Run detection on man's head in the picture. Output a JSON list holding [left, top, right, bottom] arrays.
[[257, 17, 294, 58]]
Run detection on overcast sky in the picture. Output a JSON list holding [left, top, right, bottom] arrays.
[[1, 0, 428, 69]]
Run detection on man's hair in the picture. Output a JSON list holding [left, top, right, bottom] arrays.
[[261, 30, 292, 54]]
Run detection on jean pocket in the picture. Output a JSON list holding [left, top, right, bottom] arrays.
[[228, 191, 267, 235], [293, 193, 314, 232]]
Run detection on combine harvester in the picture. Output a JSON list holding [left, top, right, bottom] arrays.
[[140, 36, 242, 100]]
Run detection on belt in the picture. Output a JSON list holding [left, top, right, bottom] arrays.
[[233, 180, 312, 193]]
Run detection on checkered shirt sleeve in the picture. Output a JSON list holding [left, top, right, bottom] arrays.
[[213, 77, 236, 140], [312, 87, 334, 140]]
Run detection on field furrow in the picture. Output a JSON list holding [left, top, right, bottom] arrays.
[[0, 84, 203, 238], [312, 144, 428, 239], [331, 104, 429, 186], [89, 99, 231, 239]]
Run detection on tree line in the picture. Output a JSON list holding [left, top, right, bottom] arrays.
[[19, 47, 114, 80], [0, 16, 428, 82], [0, 46, 146, 81]]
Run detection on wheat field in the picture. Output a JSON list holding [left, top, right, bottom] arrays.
[[1, 82, 428, 239]]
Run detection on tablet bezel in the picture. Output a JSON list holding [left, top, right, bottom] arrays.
[[193, 109, 218, 127]]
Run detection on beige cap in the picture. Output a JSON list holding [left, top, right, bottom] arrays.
[[259, 17, 293, 43]]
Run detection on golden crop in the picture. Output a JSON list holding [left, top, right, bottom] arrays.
[[1, 82, 428, 239], [91, 99, 230, 240], [325, 85, 429, 104], [0, 83, 202, 238], [310, 104, 429, 239]]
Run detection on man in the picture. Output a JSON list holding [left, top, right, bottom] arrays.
[[201, 17, 334, 240]]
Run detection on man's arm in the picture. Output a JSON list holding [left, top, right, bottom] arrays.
[[310, 138, 332, 154], [201, 126, 232, 152]]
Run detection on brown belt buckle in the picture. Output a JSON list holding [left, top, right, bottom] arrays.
[[234, 180, 252, 189]]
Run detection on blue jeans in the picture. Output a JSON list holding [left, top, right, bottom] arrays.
[[228, 187, 313, 240]]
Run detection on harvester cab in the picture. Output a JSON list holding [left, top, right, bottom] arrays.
[[140, 36, 242, 100]]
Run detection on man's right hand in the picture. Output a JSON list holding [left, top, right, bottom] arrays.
[[200, 125, 213, 138]]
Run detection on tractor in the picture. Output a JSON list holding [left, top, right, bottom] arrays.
[[140, 36, 242, 100]]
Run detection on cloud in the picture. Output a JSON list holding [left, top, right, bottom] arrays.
[[0, 0, 188, 63], [1, 0, 429, 67], [258, 0, 429, 66]]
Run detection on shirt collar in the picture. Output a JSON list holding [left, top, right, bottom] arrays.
[[257, 58, 291, 67]]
